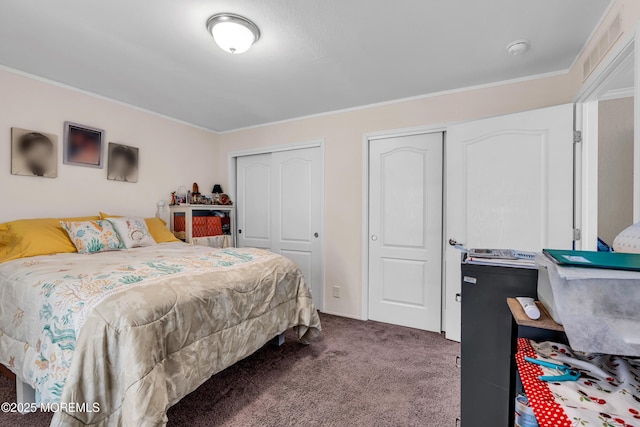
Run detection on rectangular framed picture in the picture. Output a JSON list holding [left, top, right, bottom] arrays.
[[11, 127, 58, 178], [107, 142, 139, 183], [63, 121, 104, 168]]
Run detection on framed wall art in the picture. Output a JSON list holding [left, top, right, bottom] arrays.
[[11, 127, 58, 178], [107, 142, 139, 183], [63, 121, 104, 168]]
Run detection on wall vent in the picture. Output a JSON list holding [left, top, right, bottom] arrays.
[[583, 11, 623, 81]]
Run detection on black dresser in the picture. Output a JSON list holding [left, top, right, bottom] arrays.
[[460, 262, 565, 427]]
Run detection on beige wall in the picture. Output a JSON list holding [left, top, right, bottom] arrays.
[[1, 1, 636, 321], [0, 69, 218, 223], [598, 97, 634, 244], [215, 0, 640, 319], [214, 72, 575, 319]]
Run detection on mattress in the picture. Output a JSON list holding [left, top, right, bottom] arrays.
[[0, 242, 321, 426]]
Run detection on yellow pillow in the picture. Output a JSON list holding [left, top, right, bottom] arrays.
[[0, 216, 100, 263], [0, 223, 11, 261], [99, 212, 179, 243], [143, 218, 180, 243]]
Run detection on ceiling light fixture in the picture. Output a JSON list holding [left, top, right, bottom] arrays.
[[206, 13, 260, 54], [506, 40, 530, 56]]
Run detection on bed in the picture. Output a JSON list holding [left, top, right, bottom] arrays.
[[0, 242, 321, 426]]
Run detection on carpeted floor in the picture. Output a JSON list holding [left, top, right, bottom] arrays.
[[0, 313, 460, 427]]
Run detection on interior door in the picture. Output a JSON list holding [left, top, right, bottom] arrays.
[[236, 153, 272, 249], [271, 148, 323, 308], [236, 147, 324, 310], [368, 132, 443, 332], [444, 104, 574, 342]]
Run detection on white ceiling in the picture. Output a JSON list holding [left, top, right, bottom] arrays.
[[0, 0, 611, 132]]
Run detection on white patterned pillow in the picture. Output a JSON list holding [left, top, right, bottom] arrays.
[[60, 220, 124, 254], [613, 222, 640, 253], [106, 217, 156, 249]]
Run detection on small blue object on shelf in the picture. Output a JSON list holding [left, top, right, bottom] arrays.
[[524, 356, 580, 382], [597, 237, 614, 252]]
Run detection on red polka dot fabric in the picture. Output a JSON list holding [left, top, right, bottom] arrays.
[[516, 339, 640, 427], [516, 339, 572, 427]]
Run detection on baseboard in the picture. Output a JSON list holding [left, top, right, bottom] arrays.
[[319, 310, 364, 321]]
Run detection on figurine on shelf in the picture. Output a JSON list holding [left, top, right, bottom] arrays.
[[192, 182, 201, 204], [212, 184, 223, 204], [171, 192, 176, 206]]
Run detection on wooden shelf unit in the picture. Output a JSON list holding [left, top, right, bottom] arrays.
[[506, 298, 564, 332]]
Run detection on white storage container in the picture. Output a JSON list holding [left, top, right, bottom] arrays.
[[536, 256, 563, 325], [536, 254, 640, 356]]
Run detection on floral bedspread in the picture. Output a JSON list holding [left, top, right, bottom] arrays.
[[0, 243, 321, 416], [516, 338, 640, 427]]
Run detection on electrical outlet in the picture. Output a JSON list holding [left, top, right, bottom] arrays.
[[332, 286, 341, 298]]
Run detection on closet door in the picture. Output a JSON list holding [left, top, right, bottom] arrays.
[[271, 148, 323, 307], [236, 153, 272, 249], [236, 147, 324, 310], [368, 133, 443, 332]]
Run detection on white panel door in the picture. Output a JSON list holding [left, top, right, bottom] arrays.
[[444, 104, 574, 342], [236, 147, 324, 310], [236, 154, 272, 249], [369, 132, 443, 332], [271, 148, 323, 309]]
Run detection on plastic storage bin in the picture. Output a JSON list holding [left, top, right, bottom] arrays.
[[192, 216, 222, 238], [536, 254, 640, 356], [536, 256, 563, 325]]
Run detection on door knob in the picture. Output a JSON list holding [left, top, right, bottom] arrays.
[[238, 229, 242, 234], [371, 235, 378, 241], [449, 238, 463, 246], [314, 232, 319, 238]]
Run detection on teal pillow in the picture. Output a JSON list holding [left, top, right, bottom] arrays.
[[60, 220, 124, 254]]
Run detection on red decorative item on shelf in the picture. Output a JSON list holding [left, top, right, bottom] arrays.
[[193, 216, 222, 237], [192, 217, 207, 237], [206, 216, 223, 236], [174, 216, 186, 232]]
